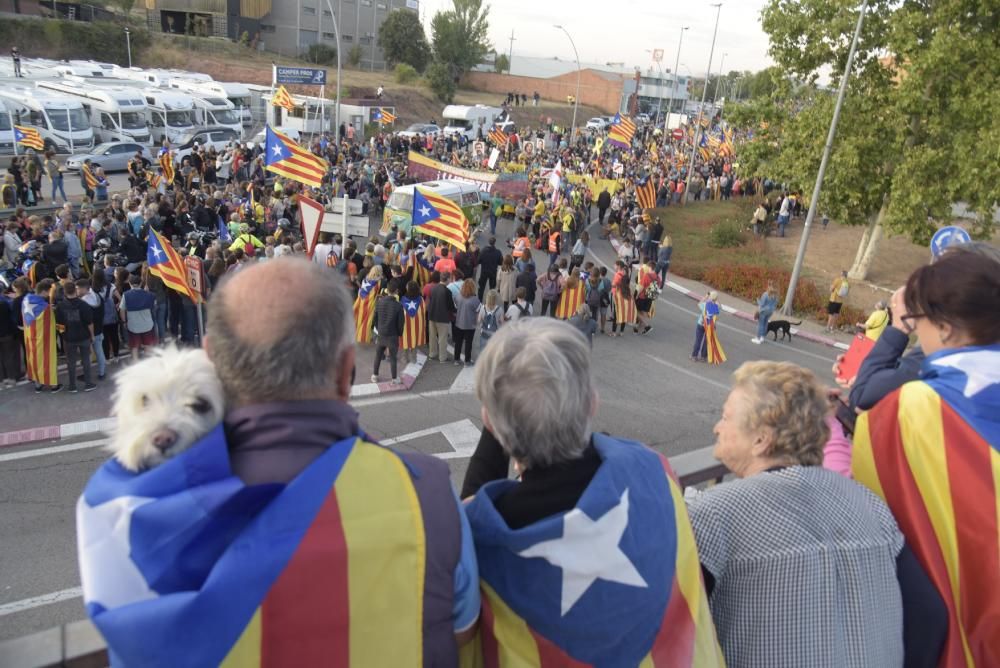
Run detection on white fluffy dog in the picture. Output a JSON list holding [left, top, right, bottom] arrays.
[[109, 346, 225, 472]]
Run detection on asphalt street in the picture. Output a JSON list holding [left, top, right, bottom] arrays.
[[0, 208, 841, 643]]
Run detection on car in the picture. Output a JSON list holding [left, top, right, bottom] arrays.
[[397, 123, 441, 139], [65, 142, 152, 172], [170, 126, 242, 164], [585, 117, 608, 130], [248, 126, 301, 148], [636, 113, 651, 124]]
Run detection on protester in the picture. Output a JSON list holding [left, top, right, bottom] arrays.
[[371, 279, 404, 384], [454, 278, 481, 366], [55, 281, 96, 393], [858, 300, 890, 341], [477, 288, 502, 351], [427, 271, 455, 362], [119, 273, 157, 362], [752, 281, 778, 344], [826, 270, 849, 331]]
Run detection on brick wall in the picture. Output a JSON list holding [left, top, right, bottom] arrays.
[[461, 69, 625, 115]]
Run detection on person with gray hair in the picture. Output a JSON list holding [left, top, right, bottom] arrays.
[[460, 318, 721, 665]]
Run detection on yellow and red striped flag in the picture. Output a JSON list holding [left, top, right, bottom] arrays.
[[488, 126, 507, 145], [401, 295, 426, 350], [554, 280, 585, 319], [22, 293, 58, 386], [81, 163, 99, 191], [158, 152, 175, 187], [264, 126, 328, 188], [272, 85, 296, 111], [411, 187, 469, 250], [352, 277, 379, 344], [636, 177, 656, 210], [14, 125, 45, 151], [613, 287, 637, 325], [374, 108, 396, 125], [853, 352, 1000, 667], [147, 229, 199, 303]]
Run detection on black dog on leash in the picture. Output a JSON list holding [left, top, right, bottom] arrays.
[[767, 319, 802, 341]]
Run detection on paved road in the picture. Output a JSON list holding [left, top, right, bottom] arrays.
[[0, 214, 840, 642]]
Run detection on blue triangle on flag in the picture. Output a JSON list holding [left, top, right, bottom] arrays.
[[411, 189, 441, 226]]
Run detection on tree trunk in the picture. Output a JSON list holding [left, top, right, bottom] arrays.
[[849, 194, 889, 280]]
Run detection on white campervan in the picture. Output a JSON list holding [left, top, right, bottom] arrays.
[[170, 78, 253, 127], [186, 94, 242, 135], [0, 99, 14, 155], [36, 79, 151, 144], [441, 104, 504, 141], [142, 88, 198, 145], [0, 86, 94, 153]]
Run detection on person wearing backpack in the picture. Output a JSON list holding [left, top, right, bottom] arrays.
[[76, 277, 107, 380], [477, 289, 503, 351], [229, 223, 263, 259], [826, 270, 850, 332], [536, 264, 565, 317], [504, 286, 532, 322], [94, 270, 121, 360]]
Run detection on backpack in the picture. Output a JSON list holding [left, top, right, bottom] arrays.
[[515, 302, 531, 318], [101, 285, 117, 325], [241, 235, 256, 258], [326, 247, 339, 268], [481, 307, 500, 337], [837, 280, 849, 298]]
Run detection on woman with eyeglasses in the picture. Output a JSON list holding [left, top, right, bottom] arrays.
[[853, 246, 1000, 667]]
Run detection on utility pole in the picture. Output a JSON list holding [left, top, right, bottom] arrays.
[[782, 0, 869, 315], [684, 3, 722, 205], [507, 30, 516, 74], [713, 52, 727, 105]]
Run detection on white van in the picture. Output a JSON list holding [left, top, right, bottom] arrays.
[[441, 104, 504, 141], [142, 89, 198, 145], [36, 79, 151, 144], [170, 78, 253, 127], [0, 86, 95, 153], [0, 100, 15, 155]]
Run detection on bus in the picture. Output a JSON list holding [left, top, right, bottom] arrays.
[[169, 78, 253, 127], [0, 86, 94, 153], [36, 79, 151, 144], [141, 89, 197, 145], [381, 180, 486, 238]]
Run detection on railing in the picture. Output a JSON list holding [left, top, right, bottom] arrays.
[[0, 447, 729, 668]]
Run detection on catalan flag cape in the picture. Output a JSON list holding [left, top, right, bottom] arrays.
[[353, 278, 379, 344], [22, 293, 58, 386], [158, 153, 175, 187], [607, 114, 637, 149], [412, 187, 469, 250], [852, 345, 1000, 667], [14, 125, 45, 151], [77, 425, 438, 668], [464, 435, 723, 667], [271, 85, 296, 111], [265, 125, 329, 189], [81, 163, 99, 190], [77, 225, 91, 277], [401, 295, 427, 350], [407, 252, 431, 287], [703, 302, 726, 364], [613, 288, 637, 325], [147, 229, 200, 303], [636, 177, 656, 210], [554, 282, 585, 320]]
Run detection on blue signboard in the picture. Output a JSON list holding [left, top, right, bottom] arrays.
[[930, 225, 971, 259], [275, 66, 327, 85]]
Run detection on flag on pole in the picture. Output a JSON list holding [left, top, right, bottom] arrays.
[[411, 187, 470, 249], [488, 126, 507, 145], [608, 114, 637, 148], [147, 229, 199, 303], [264, 126, 329, 188], [401, 296, 427, 350], [636, 177, 656, 210], [272, 85, 296, 111], [373, 108, 396, 125], [22, 293, 58, 386], [14, 125, 44, 151]]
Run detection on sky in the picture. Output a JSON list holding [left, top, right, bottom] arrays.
[[417, 0, 774, 78]]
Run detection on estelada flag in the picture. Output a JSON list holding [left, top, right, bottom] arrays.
[[704, 320, 727, 365], [406, 252, 431, 287], [554, 282, 585, 320], [13, 125, 45, 151], [853, 346, 1000, 667], [22, 293, 58, 386], [158, 152, 175, 187], [81, 163, 99, 190], [77, 425, 438, 668], [265, 125, 329, 189], [636, 177, 656, 210], [465, 434, 724, 667], [401, 295, 426, 350], [271, 85, 296, 111], [147, 229, 199, 303], [353, 278, 379, 344], [77, 226, 91, 277], [613, 288, 637, 325], [412, 187, 469, 250]]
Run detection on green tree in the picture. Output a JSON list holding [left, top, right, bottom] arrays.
[[431, 0, 491, 76], [348, 44, 363, 67], [743, 0, 1000, 280], [493, 53, 509, 74], [378, 9, 431, 72], [426, 60, 456, 102], [113, 0, 136, 22]]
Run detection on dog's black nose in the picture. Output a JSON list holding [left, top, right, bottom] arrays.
[[152, 429, 178, 452]]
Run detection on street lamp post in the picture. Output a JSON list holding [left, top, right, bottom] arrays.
[[684, 3, 722, 206], [665, 26, 688, 132], [322, 0, 343, 139], [713, 52, 727, 105], [124, 26, 132, 68], [645, 50, 665, 124], [554, 25, 581, 144]]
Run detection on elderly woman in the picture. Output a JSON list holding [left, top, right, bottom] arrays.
[[857, 299, 890, 341], [688, 360, 945, 667], [461, 319, 722, 666], [853, 247, 1000, 666]]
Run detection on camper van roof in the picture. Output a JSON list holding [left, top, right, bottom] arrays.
[[394, 180, 481, 196]]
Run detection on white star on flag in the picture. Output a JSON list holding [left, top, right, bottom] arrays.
[[406, 302, 418, 315], [271, 143, 284, 157], [151, 245, 164, 261], [932, 350, 1000, 398], [419, 205, 431, 219], [518, 488, 648, 616], [23, 300, 40, 320]]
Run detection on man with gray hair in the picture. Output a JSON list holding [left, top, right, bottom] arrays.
[[461, 318, 721, 665]]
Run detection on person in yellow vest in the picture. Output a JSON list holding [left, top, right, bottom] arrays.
[[857, 300, 890, 341], [532, 199, 546, 237], [561, 206, 575, 247], [229, 223, 264, 258]]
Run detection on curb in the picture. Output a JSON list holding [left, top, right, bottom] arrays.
[[0, 353, 431, 450], [604, 237, 850, 351]]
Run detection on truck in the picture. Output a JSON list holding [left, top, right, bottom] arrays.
[[36, 78, 151, 144], [441, 105, 504, 141], [0, 86, 95, 153]]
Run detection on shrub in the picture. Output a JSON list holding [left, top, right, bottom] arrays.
[[348, 45, 363, 67], [708, 219, 747, 248], [425, 61, 456, 103], [394, 63, 418, 84], [306, 43, 337, 65]]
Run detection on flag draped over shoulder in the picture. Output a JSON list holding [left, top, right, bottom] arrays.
[[704, 302, 725, 364], [411, 187, 469, 249], [77, 226, 91, 277], [465, 434, 723, 667], [81, 163, 99, 190], [22, 293, 57, 385], [265, 126, 328, 188], [401, 296, 426, 350], [613, 288, 636, 325], [554, 283, 585, 320], [14, 125, 44, 151], [407, 252, 431, 287], [158, 152, 175, 187], [76, 425, 430, 668], [147, 229, 199, 303], [353, 278, 379, 344], [852, 346, 1000, 667]]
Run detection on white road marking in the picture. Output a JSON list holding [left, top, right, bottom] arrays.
[[0, 438, 106, 463], [381, 418, 480, 459], [643, 353, 731, 392], [0, 587, 83, 617]]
